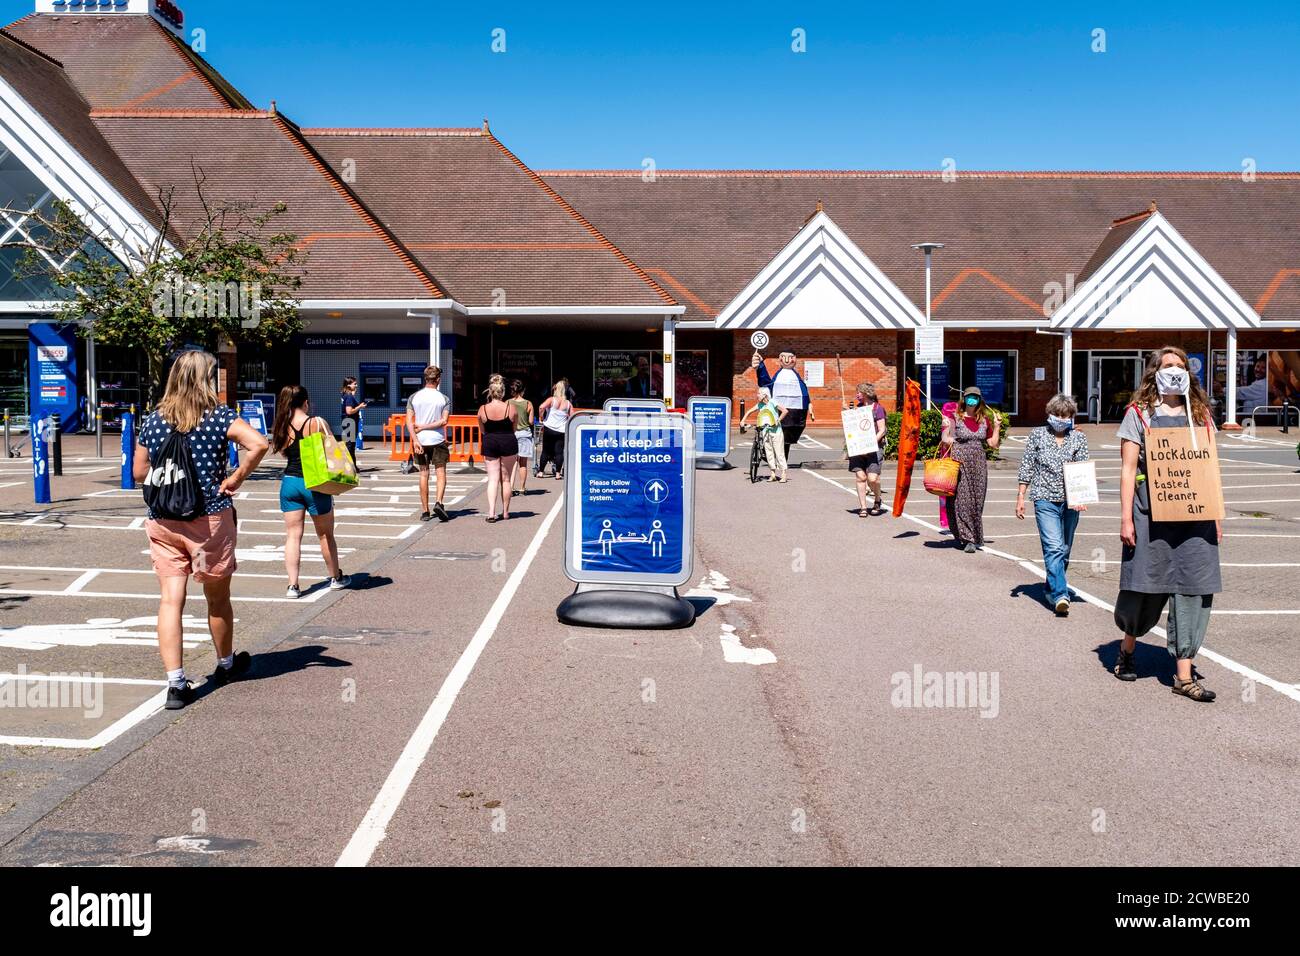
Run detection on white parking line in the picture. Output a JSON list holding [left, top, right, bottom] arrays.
[[337, 491, 566, 868], [0, 673, 167, 750], [804, 468, 1300, 705]]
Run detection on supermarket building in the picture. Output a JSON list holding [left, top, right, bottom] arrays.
[[2, 0, 1298, 434]]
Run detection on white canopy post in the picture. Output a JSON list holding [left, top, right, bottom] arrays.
[[1225, 327, 1238, 427], [662, 315, 676, 406], [1062, 330, 1073, 402]]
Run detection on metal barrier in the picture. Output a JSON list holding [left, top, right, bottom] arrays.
[[1246, 404, 1299, 434]]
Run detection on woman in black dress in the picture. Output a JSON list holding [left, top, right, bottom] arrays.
[[478, 374, 520, 522]]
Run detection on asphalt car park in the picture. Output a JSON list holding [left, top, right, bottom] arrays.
[[0, 424, 1297, 866]]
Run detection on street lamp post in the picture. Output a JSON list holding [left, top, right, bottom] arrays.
[[911, 242, 944, 410]]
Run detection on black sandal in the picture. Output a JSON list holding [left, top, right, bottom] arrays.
[[1172, 677, 1216, 702], [858, 508, 869, 518], [485, 515, 500, 523]]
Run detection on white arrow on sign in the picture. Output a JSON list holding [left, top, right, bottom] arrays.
[[645, 479, 668, 503]]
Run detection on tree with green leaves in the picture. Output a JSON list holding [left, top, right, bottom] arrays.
[[2, 165, 305, 405]]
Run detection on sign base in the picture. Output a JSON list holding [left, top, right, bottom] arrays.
[[556, 585, 696, 630], [695, 457, 732, 471]]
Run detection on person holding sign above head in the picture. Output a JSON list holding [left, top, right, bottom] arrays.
[[752, 349, 815, 460], [939, 386, 1001, 553], [1112, 347, 1222, 702], [1016, 393, 1090, 616], [739, 386, 790, 482], [845, 382, 888, 516]]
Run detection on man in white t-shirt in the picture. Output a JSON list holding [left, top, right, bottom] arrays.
[[407, 365, 450, 521]]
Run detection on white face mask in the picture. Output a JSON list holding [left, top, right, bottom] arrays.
[[1155, 367, 1189, 396]]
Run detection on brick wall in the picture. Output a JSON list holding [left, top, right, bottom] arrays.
[[731, 330, 899, 421]]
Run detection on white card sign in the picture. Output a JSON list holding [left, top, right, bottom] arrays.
[[842, 408, 880, 456], [915, 327, 945, 366], [750, 330, 769, 351], [1063, 460, 1099, 507], [804, 361, 825, 388]]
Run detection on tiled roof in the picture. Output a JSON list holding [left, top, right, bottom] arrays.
[[0, 28, 163, 232], [541, 171, 1300, 323], [5, 13, 249, 110], [303, 127, 676, 309], [90, 110, 444, 300]]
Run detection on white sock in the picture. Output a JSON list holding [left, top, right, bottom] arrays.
[[218, 654, 233, 670], [166, 667, 186, 688]]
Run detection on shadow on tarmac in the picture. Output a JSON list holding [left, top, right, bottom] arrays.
[[230, 643, 352, 683], [1093, 640, 1181, 687]]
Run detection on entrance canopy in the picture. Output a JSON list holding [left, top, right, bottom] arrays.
[[715, 209, 926, 331], [1049, 206, 1261, 331]]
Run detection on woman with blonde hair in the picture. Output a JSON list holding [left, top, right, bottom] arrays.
[[478, 374, 520, 521], [132, 348, 268, 710], [1112, 346, 1222, 702], [537, 379, 573, 480]]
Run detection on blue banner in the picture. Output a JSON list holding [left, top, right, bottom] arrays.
[[29, 323, 81, 432], [238, 399, 267, 436], [577, 426, 685, 577], [689, 397, 730, 457], [974, 357, 1005, 405]]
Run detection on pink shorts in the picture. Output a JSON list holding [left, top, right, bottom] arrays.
[[145, 509, 238, 582]]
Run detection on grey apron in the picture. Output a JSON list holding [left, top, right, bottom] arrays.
[[1120, 411, 1222, 595]]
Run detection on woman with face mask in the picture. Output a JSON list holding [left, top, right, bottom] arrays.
[[1112, 347, 1222, 702], [1016, 394, 1090, 615], [939, 386, 1001, 552]]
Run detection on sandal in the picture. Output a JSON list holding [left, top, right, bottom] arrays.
[[871, 499, 884, 515], [1113, 649, 1137, 682], [1172, 677, 1216, 702], [858, 508, 869, 518], [485, 515, 500, 523]]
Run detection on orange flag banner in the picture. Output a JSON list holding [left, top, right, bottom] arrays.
[[892, 378, 923, 517]]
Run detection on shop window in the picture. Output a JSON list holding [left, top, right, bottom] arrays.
[[903, 349, 1018, 414]]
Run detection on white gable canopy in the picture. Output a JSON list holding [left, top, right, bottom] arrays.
[[715, 210, 927, 330], [1049, 209, 1261, 331]]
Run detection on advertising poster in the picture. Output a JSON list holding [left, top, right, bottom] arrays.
[[594, 350, 662, 404], [674, 350, 709, 403], [974, 357, 1005, 405], [497, 349, 552, 404]]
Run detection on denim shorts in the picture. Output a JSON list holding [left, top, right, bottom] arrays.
[[280, 474, 333, 516]]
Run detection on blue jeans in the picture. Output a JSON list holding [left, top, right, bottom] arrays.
[[1033, 499, 1080, 604]]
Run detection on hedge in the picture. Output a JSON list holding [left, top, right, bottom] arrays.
[[883, 408, 1011, 461]]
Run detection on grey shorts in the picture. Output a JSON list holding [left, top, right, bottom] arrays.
[[1114, 590, 1213, 659], [848, 452, 882, 476]]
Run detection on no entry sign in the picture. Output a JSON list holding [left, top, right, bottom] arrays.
[[564, 413, 695, 586]]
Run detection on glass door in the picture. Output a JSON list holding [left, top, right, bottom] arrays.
[[1090, 355, 1141, 422]]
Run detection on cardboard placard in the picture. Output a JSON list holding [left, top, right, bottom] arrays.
[[842, 408, 879, 456], [1146, 426, 1225, 522], [1062, 460, 1099, 506]]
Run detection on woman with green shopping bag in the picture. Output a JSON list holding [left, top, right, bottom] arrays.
[[272, 385, 352, 599]]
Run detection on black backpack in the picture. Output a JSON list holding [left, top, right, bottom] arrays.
[[143, 426, 205, 520]]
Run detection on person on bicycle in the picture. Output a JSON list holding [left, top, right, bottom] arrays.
[[739, 386, 790, 482]]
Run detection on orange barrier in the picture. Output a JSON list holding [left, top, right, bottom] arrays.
[[445, 414, 482, 463], [384, 413, 411, 462]]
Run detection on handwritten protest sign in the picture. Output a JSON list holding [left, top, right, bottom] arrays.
[[1146, 426, 1225, 522], [842, 408, 879, 456], [1062, 460, 1099, 506]]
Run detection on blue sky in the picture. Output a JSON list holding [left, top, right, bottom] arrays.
[[7, 1, 1298, 170]]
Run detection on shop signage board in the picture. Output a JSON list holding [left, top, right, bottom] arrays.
[[564, 413, 695, 587], [687, 396, 731, 460], [237, 399, 267, 436]]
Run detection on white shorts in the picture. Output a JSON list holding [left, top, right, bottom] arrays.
[[514, 429, 534, 459]]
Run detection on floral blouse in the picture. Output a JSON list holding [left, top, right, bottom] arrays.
[[1016, 427, 1090, 503]]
